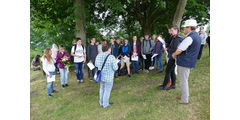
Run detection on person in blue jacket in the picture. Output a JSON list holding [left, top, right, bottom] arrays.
[[119, 39, 131, 78]]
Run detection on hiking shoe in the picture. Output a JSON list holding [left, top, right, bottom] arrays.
[[62, 85, 65, 89], [166, 86, 176, 90], [177, 99, 189, 105], [157, 85, 167, 90], [128, 74, 131, 78], [65, 84, 69, 88], [48, 94, 53, 98]]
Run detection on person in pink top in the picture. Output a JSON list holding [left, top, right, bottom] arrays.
[[56, 45, 71, 89]]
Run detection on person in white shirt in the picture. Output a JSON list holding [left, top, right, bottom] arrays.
[[98, 39, 107, 54], [51, 44, 59, 72], [42, 48, 57, 98], [71, 38, 86, 83], [197, 26, 207, 59]]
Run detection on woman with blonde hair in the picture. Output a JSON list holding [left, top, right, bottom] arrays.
[[42, 48, 57, 98]]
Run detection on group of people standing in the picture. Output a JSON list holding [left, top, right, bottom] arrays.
[[32, 19, 208, 107]]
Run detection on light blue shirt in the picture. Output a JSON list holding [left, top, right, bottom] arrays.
[[199, 31, 207, 45], [95, 52, 118, 82], [178, 33, 193, 51]]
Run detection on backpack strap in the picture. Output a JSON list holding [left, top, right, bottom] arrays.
[[149, 39, 152, 48], [74, 44, 84, 54], [101, 54, 111, 71], [73, 44, 77, 54]]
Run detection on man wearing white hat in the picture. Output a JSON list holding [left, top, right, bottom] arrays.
[[172, 19, 201, 104]]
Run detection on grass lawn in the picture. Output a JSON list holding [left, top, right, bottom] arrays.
[[30, 48, 210, 120]]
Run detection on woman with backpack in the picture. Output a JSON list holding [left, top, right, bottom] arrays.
[[56, 45, 71, 89], [42, 48, 57, 98], [71, 38, 86, 83]]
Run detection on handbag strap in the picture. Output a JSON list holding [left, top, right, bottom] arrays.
[[101, 54, 110, 71]]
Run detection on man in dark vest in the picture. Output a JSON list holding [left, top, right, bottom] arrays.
[[172, 19, 201, 104], [157, 25, 183, 90]]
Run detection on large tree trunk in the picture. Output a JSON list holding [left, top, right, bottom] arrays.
[[141, 21, 152, 35], [74, 0, 86, 46], [172, 0, 188, 28]]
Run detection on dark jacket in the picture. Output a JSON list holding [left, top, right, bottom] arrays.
[[130, 42, 141, 56], [177, 31, 201, 68], [119, 43, 131, 57], [165, 33, 172, 48], [87, 44, 98, 62], [153, 40, 164, 56], [110, 42, 119, 58], [167, 35, 184, 59]]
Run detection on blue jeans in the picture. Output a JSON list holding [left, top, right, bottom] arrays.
[[82, 62, 85, 79], [59, 68, 68, 85], [151, 57, 156, 66], [74, 62, 84, 80], [99, 81, 113, 108], [46, 81, 54, 95], [132, 61, 139, 73], [156, 55, 163, 70]]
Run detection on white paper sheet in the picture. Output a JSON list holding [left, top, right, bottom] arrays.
[[123, 56, 129, 63], [142, 54, 147, 59], [131, 55, 138, 61], [151, 54, 158, 61], [116, 59, 121, 64], [87, 62, 95, 70], [47, 75, 56, 82]]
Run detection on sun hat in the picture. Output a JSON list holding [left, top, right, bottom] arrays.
[[182, 19, 198, 27]]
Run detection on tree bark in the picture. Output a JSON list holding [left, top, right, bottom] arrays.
[[172, 0, 188, 28], [74, 0, 86, 46], [142, 22, 152, 35]]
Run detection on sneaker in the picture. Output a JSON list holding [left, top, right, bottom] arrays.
[[80, 80, 84, 83], [48, 94, 53, 98], [144, 69, 149, 73], [65, 84, 69, 88], [128, 74, 131, 78], [62, 85, 65, 89], [52, 90, 58, 93], [104, 102, 114, 108], [149, 66, 153, 70], [77, 80, 80, 83], [159, 70, 163, 73]]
